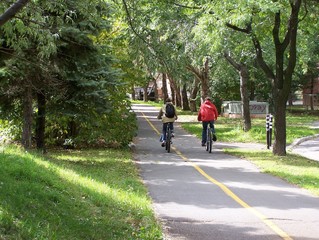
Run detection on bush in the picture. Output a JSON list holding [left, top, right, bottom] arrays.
[[45, 100, 137, 148]]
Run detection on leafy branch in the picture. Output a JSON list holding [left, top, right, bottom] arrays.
[[0, 0, 30, 26]]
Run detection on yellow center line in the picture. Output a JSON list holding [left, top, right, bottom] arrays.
[[140, 110, 293, 240]]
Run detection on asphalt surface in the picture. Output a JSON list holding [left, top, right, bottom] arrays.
[[289, 135, 319, 162], [132, 104, 319, 240]]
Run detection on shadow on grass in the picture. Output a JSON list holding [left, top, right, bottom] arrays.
[[46, 149, 147, 198], [0, 149, 161, 240]]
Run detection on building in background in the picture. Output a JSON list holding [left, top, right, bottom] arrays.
[[303, 78, 319, 110]]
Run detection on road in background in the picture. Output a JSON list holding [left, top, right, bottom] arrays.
[[290, 137, 319, 161]]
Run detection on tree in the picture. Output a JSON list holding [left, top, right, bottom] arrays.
[[248, 1, 301, 155], [224, 51, 251, 131], [120, 0, 203, 108], [198, 0, 303, 155], [0, 0, 136, 149]]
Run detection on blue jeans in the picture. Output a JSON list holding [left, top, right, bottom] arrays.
[[162, 122, 174, 141], [202, 121, 215, 144]]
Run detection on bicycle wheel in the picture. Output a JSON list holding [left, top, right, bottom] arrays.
[[166, 127, 171, 153], [165, 124, 169, 150]]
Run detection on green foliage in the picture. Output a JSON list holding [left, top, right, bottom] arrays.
[[210, 57, 241, 101], [44, 92, 137, 148], [2, 0, 319, 149], [0, 145, 162, 239], [117, 0, 198, 87], [0, 0, 137, 148]]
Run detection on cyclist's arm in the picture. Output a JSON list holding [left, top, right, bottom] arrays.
[[157, 108, 163, 119]]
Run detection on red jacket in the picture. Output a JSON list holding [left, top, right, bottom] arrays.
[[198, 100, 218, 122]]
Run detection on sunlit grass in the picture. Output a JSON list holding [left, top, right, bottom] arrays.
[[182, 115, 319, 144], [182, 119, 266, 143], [0, 146, 162, 240], [131, 100, 163, 108]]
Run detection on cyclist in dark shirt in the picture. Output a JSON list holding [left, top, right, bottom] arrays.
[[157, 98, 178, 147]]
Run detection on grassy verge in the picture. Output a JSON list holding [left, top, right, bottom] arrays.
[[182, 113, 319, 144], [0, 145, 162, 240]]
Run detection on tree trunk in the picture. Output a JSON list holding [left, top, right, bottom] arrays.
[[36, 92, 46, 150], [68, 119, 78, 137], [143, 83, 148, 102], [170, 86, 175, 103], [250, 80, 255, 100], [0, 0, 30, 26], [310, 77, 314, 111], [168, 75, 181, 107], [154, 76, 159, 102], [162, 73, 168, 101], [273, 2, 300, 155], [22, 85, 33, 149], [186, 60, 210, 105], [224, 52, 251, 131], [272, 95, 287, 155], [201, 57, 210, 100], [239, 65, 251, 131], [131, 84, 136, 100], [181, 84, 190, 110], [189, 77, 200, 112]]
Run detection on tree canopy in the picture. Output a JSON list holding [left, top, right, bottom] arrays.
[[1, 0, 318, 155], [118, 0, 319, 156], [0, 0, 136, 149]]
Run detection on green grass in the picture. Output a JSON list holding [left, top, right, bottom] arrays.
[[224, 149, 319, 197], [131, 100, 163, 108], [182, 113, 319, 144], [0, 145, 162, 240]]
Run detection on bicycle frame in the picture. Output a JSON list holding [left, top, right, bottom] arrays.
[[165, 122, 173, 153]]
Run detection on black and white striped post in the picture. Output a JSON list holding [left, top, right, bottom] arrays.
[[266, 114, 273, 149]]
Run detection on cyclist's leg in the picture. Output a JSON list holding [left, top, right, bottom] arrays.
[[210, 121, 215, 133], [210, 121, 217, 141], [170, 122, 174, 131], [161, 123, 168, 147], [202, 121, 208, 145], [169, 122, 174, 137], [162, 123, 168, 141]]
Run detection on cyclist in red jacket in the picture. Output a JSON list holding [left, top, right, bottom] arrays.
[[198, 97, 218, 146]]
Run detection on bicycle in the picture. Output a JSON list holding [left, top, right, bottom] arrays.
[[206, 124, 213, 153], [164, 122, 173, 153]]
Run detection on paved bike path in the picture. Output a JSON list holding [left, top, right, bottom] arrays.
[[133, 104, 319, 240], [290, 137, 319, 162]]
